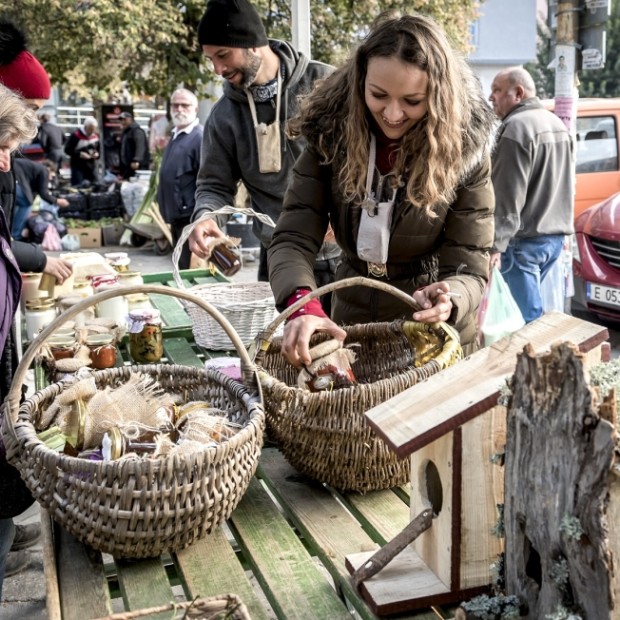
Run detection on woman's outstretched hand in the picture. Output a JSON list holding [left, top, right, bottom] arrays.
[[281, 315, 347, 367], [411, 281, 455, 323]]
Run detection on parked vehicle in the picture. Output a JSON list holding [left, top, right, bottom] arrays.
[[572, 191, 620, 323], [545, 98, 620, 218]]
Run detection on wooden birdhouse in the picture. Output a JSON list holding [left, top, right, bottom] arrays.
[[345, 312, 609, 616]]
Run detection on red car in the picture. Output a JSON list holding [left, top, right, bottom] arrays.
[[573, 192, 620, 323]]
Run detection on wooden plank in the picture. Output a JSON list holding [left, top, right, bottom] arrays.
[[340, 489, 410, 545], [115, 557, 174, 616], [163, 337, 203, 368], [230, 478, 352, 619], [148, 294, 190, 329], [176, 528, 271, 620], [258, 449, 441, 620], [41, 511, 61, 620], [366, 312, 609, 456], [56, 524, 112, 620]]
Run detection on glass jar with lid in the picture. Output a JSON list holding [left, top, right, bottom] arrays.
[[127, 294, 153, 313], [21, 272, 47, 307], [86, 333, 117, 369], [58, 295, 95, 329], [128, 309, 163, 364], [72, 279, 94, 298], [25, 298, 57, 341], [47, 333, 77, 361]]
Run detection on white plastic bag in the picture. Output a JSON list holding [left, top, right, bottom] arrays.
[[478, 266, 526, 347], [61, 234, 81, 252]]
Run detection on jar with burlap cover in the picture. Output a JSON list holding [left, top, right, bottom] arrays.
[[254, 277, 462, 493], [1, 285, 264, 558]]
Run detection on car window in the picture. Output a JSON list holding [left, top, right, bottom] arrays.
[[576, 115, 618, 173]]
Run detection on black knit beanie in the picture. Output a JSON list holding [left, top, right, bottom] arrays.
[[198, 0, 268, 48]]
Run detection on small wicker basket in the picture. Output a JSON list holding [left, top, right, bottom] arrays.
[[173, 207, 280, 350], [93, 594, 251, 620], [254, 277, 462, 493], [2, 285, 264, 558]]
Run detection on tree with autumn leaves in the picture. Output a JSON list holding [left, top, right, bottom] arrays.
[[0, 0, 481, 101]]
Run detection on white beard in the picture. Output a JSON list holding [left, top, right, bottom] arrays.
[[172, 111, 197, 128]]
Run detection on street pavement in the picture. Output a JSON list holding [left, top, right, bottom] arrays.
[[0, 241, 259, 619]]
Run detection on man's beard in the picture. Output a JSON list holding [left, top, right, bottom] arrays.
[[231, 49, 262, 91], [172, 111, 197, 128]]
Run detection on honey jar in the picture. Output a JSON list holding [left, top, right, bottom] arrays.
[[128, 309, 163, 364], [24, 298, 57, 341], [86, 333, 117, 369]]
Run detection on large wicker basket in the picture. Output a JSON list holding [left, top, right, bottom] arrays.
[[254, 277, 462, 493], [173, 207, 280, 350], [2, 285, 264, 558]]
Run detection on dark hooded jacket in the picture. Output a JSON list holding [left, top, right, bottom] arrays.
[[268, 86, 497, 350], [193, 40, 334, 251]]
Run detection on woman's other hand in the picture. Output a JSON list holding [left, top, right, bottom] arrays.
[[412, 281, 455, 323], [43, 257, 73, 284], [281, 315, 346, 367]]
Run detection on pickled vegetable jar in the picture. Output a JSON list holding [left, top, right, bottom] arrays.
[[128, 309, 163, 364]]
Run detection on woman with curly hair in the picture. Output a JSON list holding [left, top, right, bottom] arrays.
[[268, 11, 496, 366]]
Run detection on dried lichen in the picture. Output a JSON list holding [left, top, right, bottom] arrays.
[[498, 378, 513, 407], [490, 450, 505, 466], [490, 552, 506, 593], [559, 514, 584, 541], [550, 556, 570, 589], [589, 358, 620, 431], [460, 594, 521, 619], [545, 604, 583, 620], [491, 504, 505, 538]]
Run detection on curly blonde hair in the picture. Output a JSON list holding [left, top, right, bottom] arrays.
[[0, 84, 38, 148], [288, 12, 494, 215]]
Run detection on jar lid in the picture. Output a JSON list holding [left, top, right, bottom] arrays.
[[73, 280, 91, 289], [26, 298, 56, 310], [47, 334, 76, 347], [22, 272, 41, 281], [127, 308, 162, 333], [86, 333, 115, 346], [117, 270, 141, 279], [128, 294, 149, 302]]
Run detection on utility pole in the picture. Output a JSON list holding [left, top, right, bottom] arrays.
[[553, 0, 580, 135]]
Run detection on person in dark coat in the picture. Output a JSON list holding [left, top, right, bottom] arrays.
[[64, 116, 100, 186], [0, 22, 73, 591], [156, 88, 203, 270], [36, 113, 65, 171], [118, 112, 150, 180], [12, 158, 69, 239]]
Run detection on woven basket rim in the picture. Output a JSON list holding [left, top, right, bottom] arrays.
[[258, 319, 461, 396], [10, 364, 264, 474]]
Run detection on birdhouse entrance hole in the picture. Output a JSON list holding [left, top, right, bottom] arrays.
[[423, 460, 443, 516]]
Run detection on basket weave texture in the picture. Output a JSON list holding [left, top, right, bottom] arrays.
[[2, 364, 264, 558], [255, 277, 462, 493], [93, 593, 251, 619], [183, 282, 279, 350], [173, 207, 280, 350]]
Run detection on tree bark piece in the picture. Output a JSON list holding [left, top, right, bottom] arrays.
[[504, 342, 616, 618], [352, 508, 433, 587]]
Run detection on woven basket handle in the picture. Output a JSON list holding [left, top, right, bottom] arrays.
[[254, 276, 434, 363], [172, 206, 276, 290], [4, 285, 260, 428]]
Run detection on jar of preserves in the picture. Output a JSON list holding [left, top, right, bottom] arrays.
[[47, 333, 77, 361], [58, 295, 95, 329], [25, 298, 57, 341], [72, 279, 94, 298], [86, 333, 117, 369], [93, 276, 128, 326], [127, 294, 153, 313], [128, 309, 163, 364], [21, 272, 47, 307], [104, 252, 130, 272]]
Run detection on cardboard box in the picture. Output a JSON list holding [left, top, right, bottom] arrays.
[[68, 227, 102, 249]]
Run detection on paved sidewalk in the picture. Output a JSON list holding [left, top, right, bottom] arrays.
[[1, 242, 259, 619]]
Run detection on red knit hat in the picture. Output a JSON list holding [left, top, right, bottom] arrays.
[[0, 21, 51, 100]]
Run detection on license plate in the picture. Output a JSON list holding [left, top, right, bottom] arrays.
[[586, 282, 620, 308]]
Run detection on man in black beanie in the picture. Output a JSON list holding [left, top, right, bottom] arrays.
[[189, 0, 339, 307]]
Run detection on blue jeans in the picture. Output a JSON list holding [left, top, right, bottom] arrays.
[[0, 518, 15, 600], [12, 183, 32, 240], [500, 235, 565, 323]]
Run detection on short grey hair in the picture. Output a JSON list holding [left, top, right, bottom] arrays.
[[171, 88, 198, 107], [83, 116, 98, 129], [502, 66, 537, 98]]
